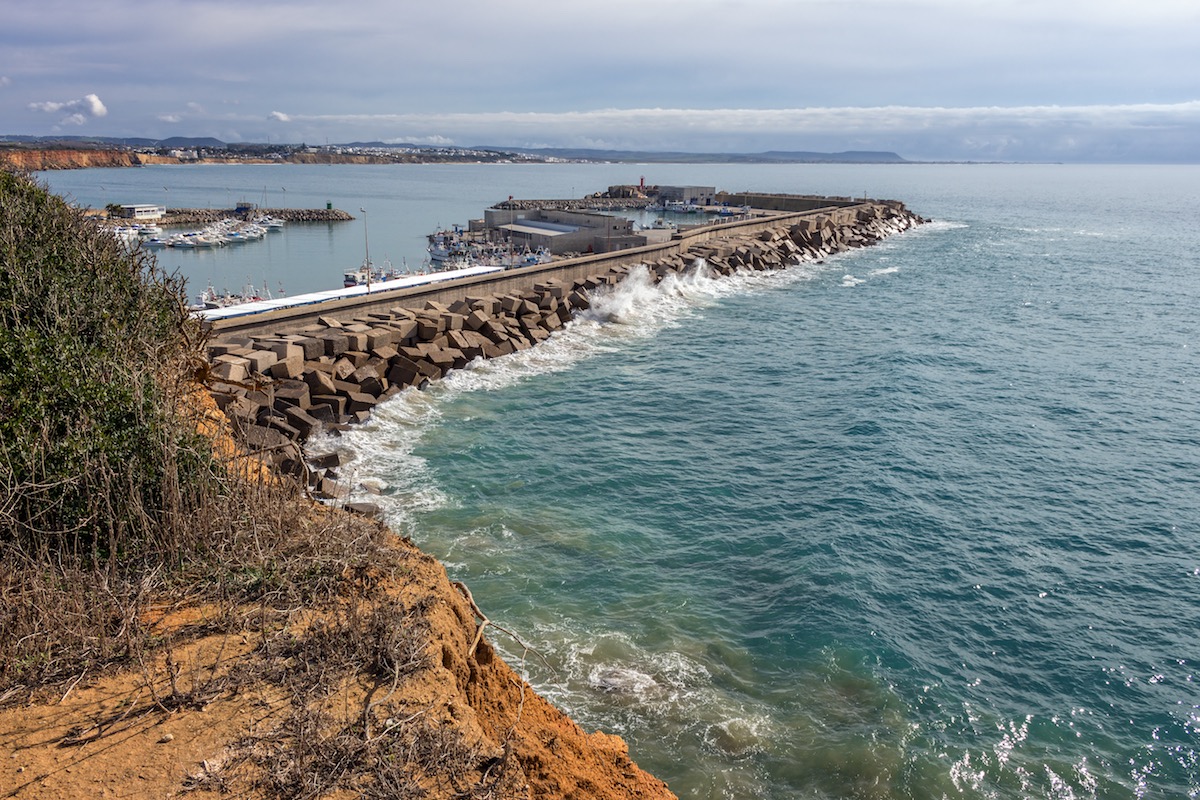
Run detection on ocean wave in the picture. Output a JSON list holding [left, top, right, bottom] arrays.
[[318, 255, 839, 520]]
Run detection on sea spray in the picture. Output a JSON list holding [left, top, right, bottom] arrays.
[[320, 256, 802, 520]]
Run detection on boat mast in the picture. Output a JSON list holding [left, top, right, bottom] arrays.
[[360, 207, 371, 291]]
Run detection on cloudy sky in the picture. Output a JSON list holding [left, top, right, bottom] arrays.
[[4, 0, 1198, 162]]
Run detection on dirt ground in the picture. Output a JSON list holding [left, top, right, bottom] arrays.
[[1, 539, 676, 799]]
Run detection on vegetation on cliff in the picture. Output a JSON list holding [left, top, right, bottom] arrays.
[[0, 169, 675, 799]]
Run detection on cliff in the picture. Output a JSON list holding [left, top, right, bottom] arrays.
[[0, 534, 675, 799], [0, 391, 677, 799], [0, 147, 477, 170], [0, 147, 144, 170]]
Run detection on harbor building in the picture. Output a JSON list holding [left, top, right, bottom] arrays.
[[656, 185, 717, 206], [117, 204, 166, 221], [483, 206, 648, 255]]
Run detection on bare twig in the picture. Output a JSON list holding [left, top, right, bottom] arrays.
[[452, 581, 554, 672]]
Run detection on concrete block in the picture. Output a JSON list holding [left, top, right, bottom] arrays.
[[345, 391, 378, 414], [271, 379, 311, 410], [386, 359, 423, 388], [207, 342, 249, 358], [238, 423, 293, 455], [340, 351, 369, 369], [388, 319, 418, 341], [371, 344, 399, 362], [365, 328, 396, 350], [296, 337, 325, 360], [304, 368, 337, 397], [320, 332, 350, 357], [307, 403, 337, 424], [311, 394, 347, 417], [268, 356, 304, 380], [416, 319, 440, 340], [243, 349, 278, 375], [465, 309, 491, 331], [331, 358, 357, 379], [211, 355, 250, 384], [264, 340, 303, 362], [260, 413, 301, 441], [283, 405, 322, 439], [471, 296, 501, 315]]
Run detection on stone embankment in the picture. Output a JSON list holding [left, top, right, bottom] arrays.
[[205, 202, 924, 498], [161, 207, 354, 226], [496, 197, 652, 212]]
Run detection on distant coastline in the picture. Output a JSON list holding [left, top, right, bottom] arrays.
[[1, 136, 912, 170]]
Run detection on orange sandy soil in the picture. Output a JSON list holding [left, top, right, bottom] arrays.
[[0, 536, 676, 799], [1, 393, 676, 799]]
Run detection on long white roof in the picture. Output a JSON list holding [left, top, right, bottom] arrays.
[[193, 264, 504, 321]]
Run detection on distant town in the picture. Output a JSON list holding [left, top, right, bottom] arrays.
[[0, 135, 911, 169]]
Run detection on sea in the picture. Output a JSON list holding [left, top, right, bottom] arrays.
[[39, 162, 1200, 799]]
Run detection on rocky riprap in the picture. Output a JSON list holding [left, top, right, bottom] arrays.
[[204, 203, 923, 501], [161, 207, 354, 226]]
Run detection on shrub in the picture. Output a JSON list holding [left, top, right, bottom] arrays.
[[0, 169, 209, 561]]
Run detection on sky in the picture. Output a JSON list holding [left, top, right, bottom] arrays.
[[3, 0, 1199, 162]]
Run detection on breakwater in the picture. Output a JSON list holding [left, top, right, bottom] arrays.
[[204, 200, 924, 497], [161, 206, 354, 226]]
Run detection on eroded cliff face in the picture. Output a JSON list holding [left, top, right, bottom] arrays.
[[0, 148, 415, 171], [0, 391, 676, 799], [0, 531, 676, 799], [0, 148, 147, 170]]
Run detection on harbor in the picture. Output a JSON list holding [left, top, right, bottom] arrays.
[[198, 191, 925, 499]]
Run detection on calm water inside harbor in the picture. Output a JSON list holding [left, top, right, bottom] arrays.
[[41, 163, 1200, 799]]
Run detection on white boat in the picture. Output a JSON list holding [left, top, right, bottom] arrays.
[[343, 258, 404, 288], [192, 282, 270, 310]]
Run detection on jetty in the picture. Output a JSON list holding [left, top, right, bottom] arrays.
[[200, 192, 926, 498], [159, 206, 354, 226]]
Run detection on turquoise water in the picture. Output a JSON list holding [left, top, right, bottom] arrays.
[[42, 164, 1200, 798]]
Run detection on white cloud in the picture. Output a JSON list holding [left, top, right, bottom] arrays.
[[28, 92, 108, 123], [286, 101, 1200, 141], [383, 134, 455, 146], [158, 113, 182, 123], [0, 76, 11, 88], [256, 101, 1200, 162], [269, 111, 291, 122]]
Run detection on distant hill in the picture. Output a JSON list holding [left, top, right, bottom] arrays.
[[2, 135, 910, 164]]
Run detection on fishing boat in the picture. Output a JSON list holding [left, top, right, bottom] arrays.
[[343, 258, 404, 288], [191, 282, 270, 310]]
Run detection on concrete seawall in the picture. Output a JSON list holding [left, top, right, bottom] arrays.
[[203, 198, 925, 498], [208, 201, 888, 340]]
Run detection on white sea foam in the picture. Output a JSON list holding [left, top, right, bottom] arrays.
[[319, 255, 840, 522]]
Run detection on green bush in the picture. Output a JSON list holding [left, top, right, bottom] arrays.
[[0, 169, 209, 560]]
